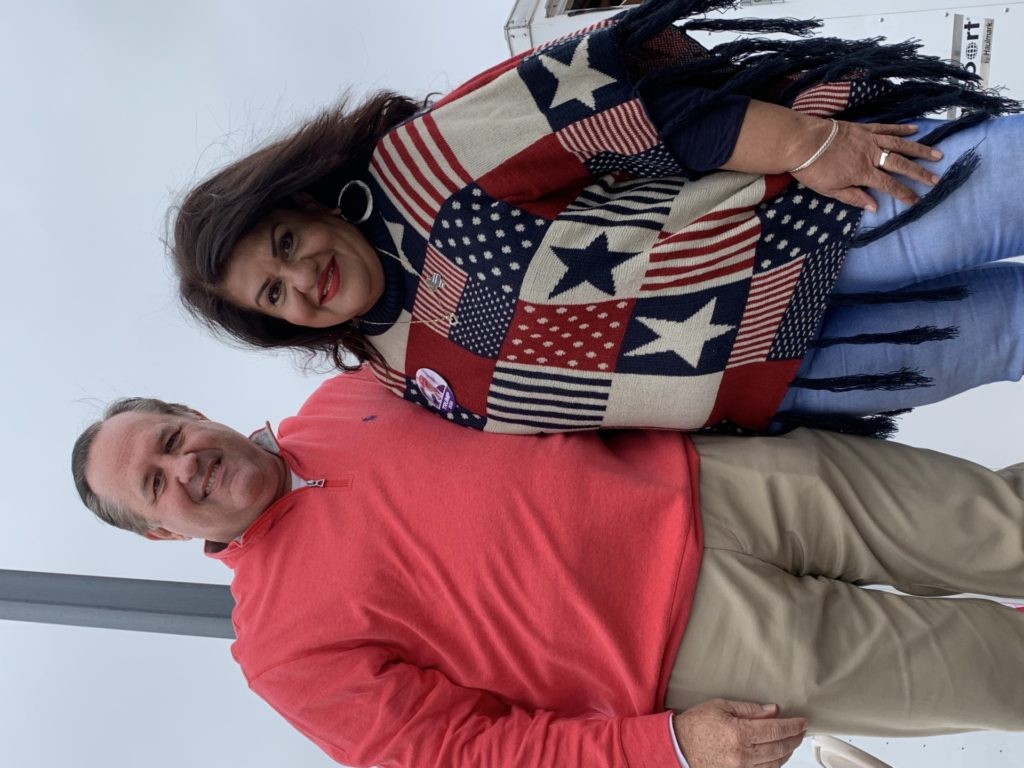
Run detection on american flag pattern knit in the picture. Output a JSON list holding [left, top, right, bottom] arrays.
[[362, 18, 869, 434]]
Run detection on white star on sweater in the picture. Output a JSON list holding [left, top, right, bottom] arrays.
[[538, 37, 616, 110], [625, 299, 734, 367]]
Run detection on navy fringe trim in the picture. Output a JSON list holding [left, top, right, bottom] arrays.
[[838, 83, 1019, 125], [810, 326, 958, 348], [850, 149, 981, 247], [828, 286, 970, 306], [617, 0, 738, 51], [918, 111, 992, 147], [777, 40, 978, 98], [790, 368, 932, 392], [616, 0, 1019, 137], [771, 409, 910, 439], [639, 46, 1012, 139], [681, 17, 820, 37]]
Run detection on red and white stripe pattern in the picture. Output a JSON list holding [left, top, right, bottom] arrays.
[[537, 18, 617, 53], [556, 99, 659, 162], [791, 82, 852, 117], [367, 359, 408, 397], [370, 114, 472, 239], [726, 257, 805, 368], [411, 246, 466, 337], [642, 208, 759, 294]]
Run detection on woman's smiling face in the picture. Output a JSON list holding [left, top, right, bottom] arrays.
[[223, 209, 385, 328]]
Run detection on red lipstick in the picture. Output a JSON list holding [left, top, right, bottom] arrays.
[[318, 257, 340, 305]]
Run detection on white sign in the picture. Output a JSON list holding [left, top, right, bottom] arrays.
[[951, 14, 995, 112]]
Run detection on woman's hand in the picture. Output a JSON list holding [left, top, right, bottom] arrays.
[[791, 120, 943, 212], [721, 100, 944, 212]]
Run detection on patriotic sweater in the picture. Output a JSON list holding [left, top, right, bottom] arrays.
[[357, 0, 1007, 434], [213, 369, 702, 768]]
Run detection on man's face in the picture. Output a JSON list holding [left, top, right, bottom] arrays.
[[86, 409, 288, 543]]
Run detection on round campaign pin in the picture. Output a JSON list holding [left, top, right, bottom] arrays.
[[414, 368, 457, 413]]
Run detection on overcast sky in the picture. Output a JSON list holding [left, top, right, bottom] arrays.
[[2, 1, 1023, 766]]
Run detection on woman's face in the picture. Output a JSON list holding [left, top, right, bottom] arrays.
[[223, 209, 385, 328]]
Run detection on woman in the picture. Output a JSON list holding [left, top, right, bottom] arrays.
[[173, 0, 1024, 436]]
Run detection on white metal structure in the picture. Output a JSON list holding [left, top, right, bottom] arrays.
[[814, 736, 894, 768]]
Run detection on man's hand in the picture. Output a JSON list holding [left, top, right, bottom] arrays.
[[672, 699, 807, 768]]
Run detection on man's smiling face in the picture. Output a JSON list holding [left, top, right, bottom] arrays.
[[86, 409, 288, 543]]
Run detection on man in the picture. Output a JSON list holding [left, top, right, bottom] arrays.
[[72, 369, 1024, 768]]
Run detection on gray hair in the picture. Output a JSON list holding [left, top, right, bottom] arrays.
[[72, 397, 195, 536]]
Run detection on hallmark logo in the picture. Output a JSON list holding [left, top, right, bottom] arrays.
[[950, 14, 995, 118], [953, 14, 994, 81]]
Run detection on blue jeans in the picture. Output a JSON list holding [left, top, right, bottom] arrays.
[[778, 115, 1024, 417]]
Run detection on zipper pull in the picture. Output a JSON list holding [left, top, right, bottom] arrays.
[[305, 479, 326, 488]]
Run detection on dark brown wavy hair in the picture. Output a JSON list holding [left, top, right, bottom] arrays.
[[170, 90, 422, 369]]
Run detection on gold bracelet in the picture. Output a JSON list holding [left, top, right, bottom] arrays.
[[788, 119, 839, 173]]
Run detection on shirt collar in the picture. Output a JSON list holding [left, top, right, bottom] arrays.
[[249, 422, 280, 454]]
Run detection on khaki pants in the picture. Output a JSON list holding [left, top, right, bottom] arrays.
[[668, 429, 1024, 736]]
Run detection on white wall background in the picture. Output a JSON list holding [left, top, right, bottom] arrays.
[[0, 2, 1021, 766]]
